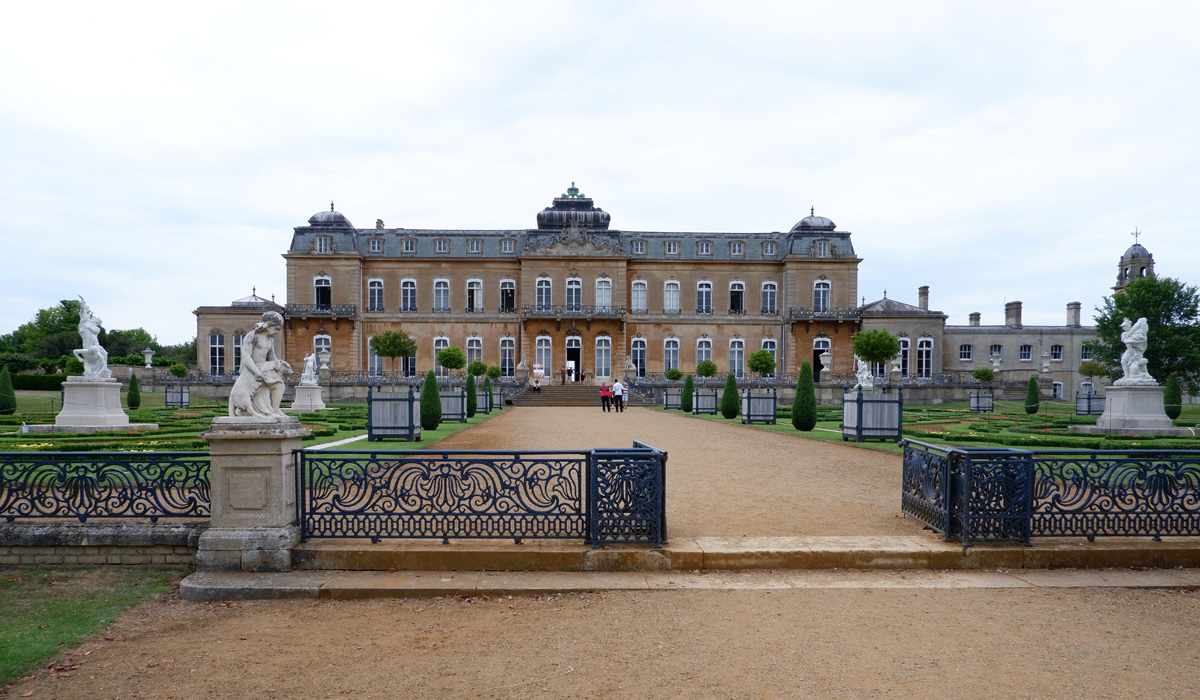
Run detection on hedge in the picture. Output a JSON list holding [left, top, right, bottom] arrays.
[[12, 374, 69, 391]]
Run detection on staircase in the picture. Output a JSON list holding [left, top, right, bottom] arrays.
[[510, 383, 652, 407]]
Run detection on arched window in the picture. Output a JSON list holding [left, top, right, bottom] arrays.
[[536, 279, 552, 310], [631, 338, 647, 378], [401, 279, 417, 312], [761, 339, 776, 377], [367, 279, 384, 312], [595, 279, 612, 310], [367, 336, 384, 376], [232, 334, 244, 375], [209, 334, 225, 376], [595, 337, 611, 378], [314, 277, 331, 307], [812, 337, 831, 379], [761, 282, 777, 314], [535, 336, 552, 373], [813, 281, 830, 312], [631, 281, 647, 313], [566, 278, 582, 310], [664, 282, 680, 313], [729, 339, 745, 377], [467, 337, 483, 366], [899, 338, 910, 377], [697, 282, 712, 314], [434, 337, 450, 376], [466, 279, 483, 312], [917, 338, 933, 378], [433, 280, 450, 312], [729, 282, 745, 314], [500, 338, 516, 377], [696, 338, 712, 366], [664, 339, 679, 372], [500, 280, 516, 313]]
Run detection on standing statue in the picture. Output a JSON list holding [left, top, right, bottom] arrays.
[[300, 353, 318, 385], [228, 312, 293, 418], [1116, 317, 1155, 385], [73, 297, 111, 379], [852, 355, 874, 391]]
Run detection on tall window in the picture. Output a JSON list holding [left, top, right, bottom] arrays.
[[595, 337, 611, 378], [209, 334, 225, 375], [1080, 344, 1093, 361], [1051, 344, 1064, 361], [500, 338, 515, 377], [1081, 381, 1094, 395], [813, 338, 831, 378], [664, 339, 680, 372], [990, 344, 1003, 359], [313, 336, 331, 361], [1052, 381, 1064, 399], [466, 280, 483, 312], [898, 338, 910, 377], [631, 281, 647, 313], [730, 339, 745, 377], [566, 278, 582, 310], [434, 337, 449, 376], [761, 339, 776, 377], [729, 282, 745, 314], [817, 240, 828, 258], [535, 336, 552, 373], [367, 279, 383, 312], [500, 280, 516, 313], [917, 338, 933, 378], [536, 279, 552, 310], [401, 279, 417, 311], [367, 338, 384, 376], [467, 337, 483, 366], [232, 334, 244, 375], [664, 282, 680, 313], [595, 279, 612, 310], [314, 277, 331, 307], [959, 344, 973, 361], [1020, 344, 1033, 361], [761, 282, 777, 314], [813, 281, 830, 312], [316, 236, 328, 253], [631, 338, 647, 378], [434, 280, 450, 312], [697, 282, 712, 314], [697, 338, 712, 366], [402, 355, 416, 377]]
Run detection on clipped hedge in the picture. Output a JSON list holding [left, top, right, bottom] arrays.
[[11, 374, 69, 391]]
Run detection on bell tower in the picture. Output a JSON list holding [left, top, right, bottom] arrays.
[[1114, 228, 1154, 292]]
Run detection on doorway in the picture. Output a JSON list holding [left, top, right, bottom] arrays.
[[566, 336, 582, 382]]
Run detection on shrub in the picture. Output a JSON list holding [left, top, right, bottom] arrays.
[[169, 364, 188, 378], [793, 361, 816, 431], [720, 373, 739, 419], [11, 374, 68, 391], [126, 372, 141, 410], [664, 368, 683, 381], [483, 376, 494, 411], [696, 360, 717, 378], [1024, 376, 1040, 415], [64, 357, 83, 375], [466, 374, 477, 418], [437, 347, 466, 372], [468, 361, 488, 377], [0, 368, 15, 415], [486, 365, 502, 380], [1164, 372, 1182, 420], [420, 370, 442, 430], [747, 349, 776, 376], [681, 375, 694, 412], [851, 329, 901, 367], [972, 367, 994, 382]]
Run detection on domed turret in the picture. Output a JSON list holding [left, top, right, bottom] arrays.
[[790, 207, 836, 232], [1115, 230, 1154, 292], [308, 202, 354, 229], [536, 182, 611, 230]]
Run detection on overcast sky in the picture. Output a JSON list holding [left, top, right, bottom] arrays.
[[3, 1, 1197, 345]]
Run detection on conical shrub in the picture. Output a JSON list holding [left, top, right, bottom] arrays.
[[793, 361, 816, 431], [0, 368, 15, 415], [681, 374, 694, 413], [1164, 372, 1182, 420], [126, 372, 141, 410], [466, 374, 477, 418], [420, 370, 442, 430], [720, 373, 739, 419], [1024, 375, 1040, 415]]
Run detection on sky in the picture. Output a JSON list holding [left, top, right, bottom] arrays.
[[2, 1, 1198, 345]]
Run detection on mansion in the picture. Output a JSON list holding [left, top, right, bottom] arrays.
[[194, 184, 1143, 400]]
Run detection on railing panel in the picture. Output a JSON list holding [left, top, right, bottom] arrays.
[[0, 452, 210, 522], [590, 443, 667, 547]]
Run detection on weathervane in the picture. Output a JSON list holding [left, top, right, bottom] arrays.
[[1131, 227, 1141, 244]]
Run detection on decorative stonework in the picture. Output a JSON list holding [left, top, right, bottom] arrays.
[[524, 221, 625, 255]]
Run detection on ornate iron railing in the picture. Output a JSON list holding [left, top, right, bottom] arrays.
[[521, 304, 627, 319], [901, 440, 1200, 545], [284, 304, 357, 317], [0, 452, 210, 522], [296, 443, 667, 546], [788, 307, 861, 321]]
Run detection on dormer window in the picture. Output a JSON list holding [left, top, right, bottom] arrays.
[[435, 239, 449, 254], [402, 238, 416, 254], [316, 236, 329, 253], [665, 241, 679, 255], [763, 242, 776, 256], [633, 240, 646, 255], [368, 238, 383, 254], [730, 241, 744, 256], [817, 240, 829, 258], [697, 241, 712, 256], [468, 239, 482, 254], [501, 239, 515, 253]]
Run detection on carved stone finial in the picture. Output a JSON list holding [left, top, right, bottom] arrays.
[[330, 201, 335, 211], [811, 206, 815, 216]]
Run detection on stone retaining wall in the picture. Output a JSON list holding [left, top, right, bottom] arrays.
[[0, 521, 206, 568]]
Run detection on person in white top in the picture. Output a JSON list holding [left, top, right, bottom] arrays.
[[611, 379, 625, 412]]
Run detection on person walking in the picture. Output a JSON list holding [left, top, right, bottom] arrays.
[[611, 379, 624, 412], [599, 382, 612, 412]]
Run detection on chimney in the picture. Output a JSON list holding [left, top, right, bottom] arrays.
[[918, 286, 929, 310], [969, 312, 980, 326], [1067, 301, 1081, 328], [1005, 301, 1023, 328]]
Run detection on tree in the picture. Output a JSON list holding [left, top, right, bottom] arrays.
[[1164, 372, 1182, 420], [696, 360, 717, 378], [1078, 361, 1109, 382], [486, 365, 502, 380], [169, 363, 189, 378], [747, 349, 776, 376], [102, 328, 158, 358], [468, 360, 487, 377], [370, 329, 417, 374], [793, 360, 816, 431], [664, 368, 683, 381], [681, 374, 694, 412], [465, 374, 477, 418], [420, 370, 441, 430], [437, 346, 467, 373], [1024, 375, 1040, 415], [1089, 276, 1200, 393], [851, 329, 901, 368], [0, 368, 15, 415], [972, 367, 994, 382], [720, 373, 739, 419], [126, 372, 141, 410]]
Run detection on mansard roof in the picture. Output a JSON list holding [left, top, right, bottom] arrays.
[[860, 297, 945, 317]]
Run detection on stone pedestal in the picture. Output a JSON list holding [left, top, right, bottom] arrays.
[[286, 384, 326, 412], [1070, 384, 1187, 436], [196, 417, 310, 572], [56, 377, 129, 426]]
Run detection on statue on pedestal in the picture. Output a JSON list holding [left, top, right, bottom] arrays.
[[300, 353, 318, 386], [73, 297, 111, 379], [228, 312, 293, 418], [1116, 317, 1156, 385], [852, 356, 874, 391]]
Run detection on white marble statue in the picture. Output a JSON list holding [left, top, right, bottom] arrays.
[[1116, 317, 1156, 385], [300, 353, 318, 385], [852, 355, 874, 391], [228, 312, 293, 418], [516, 355, 528, 371], [73, 297, 111, 379]]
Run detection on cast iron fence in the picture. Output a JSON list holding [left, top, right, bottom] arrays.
[[165, 384, 191, 408], [1076, 390, 1104, 416], [366, 384, 420, 442], [741, 388, 777, 424], [901, 440, 1200, 546], [842, 387, 904, 442], [295, 442, 667, 547], [969, 390, 994, 413], [0, 452, 211, 522]]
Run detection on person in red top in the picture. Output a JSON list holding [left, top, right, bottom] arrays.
[[599, 382, 612, 412]]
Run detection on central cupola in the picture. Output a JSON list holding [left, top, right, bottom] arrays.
[[536, 182, 611, 230]]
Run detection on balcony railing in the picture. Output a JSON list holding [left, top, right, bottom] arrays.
[[521, 304, 626, 319], [284, 304, 357, 318], [788, 306, 860, 321]]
